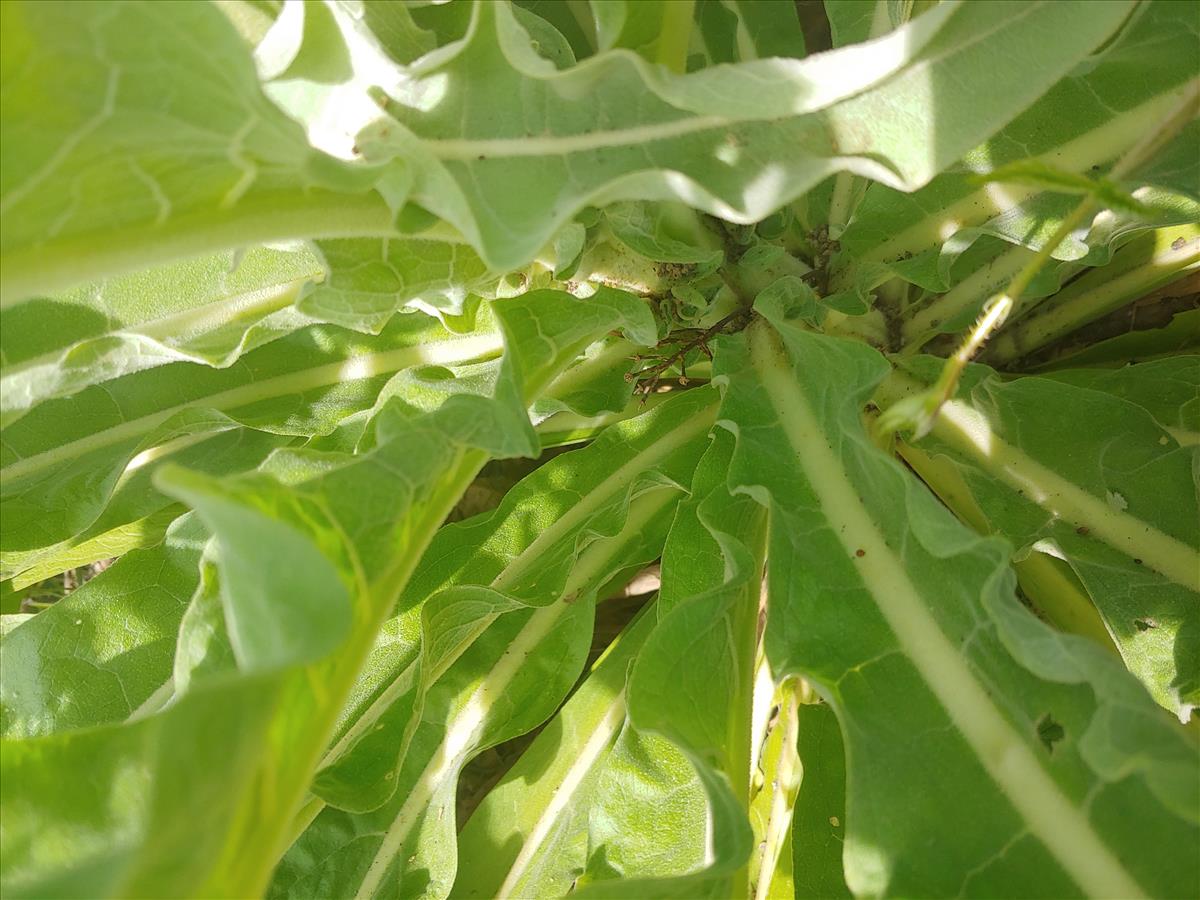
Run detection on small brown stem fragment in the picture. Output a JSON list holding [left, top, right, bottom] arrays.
[[629, 308, 752, 397]]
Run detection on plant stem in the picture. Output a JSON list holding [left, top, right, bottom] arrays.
[[895, 438, 1120, 655], [899, 241, 1036, 355], [888, 80, 1199, 437], [656, 0, 696, 74], [924, 200, 1093, 408], [628, 308, 751, 395], [826, 173, 865, 239], [753, 681, 803, 900], [986, 225, 1199, 365]]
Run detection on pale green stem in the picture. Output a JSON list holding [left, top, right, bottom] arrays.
[[899, 242, 1033, 355], [987, 225, 1199, 365], [729, 514, 769, 900], [925, 201, 1092, 401], [826, 173, 865, 239], [895, 438, 1120, 656], [656, 0, 696, 73], [877, 369, 1200, 589], [565, 0, 598, 51], [753, 681, 803, 900], [879, 81, 1199, 440]]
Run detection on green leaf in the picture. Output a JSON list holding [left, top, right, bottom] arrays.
[[514, 0, 595, 61], [746, 681, 803, 900], [836, 0, 1198, 341], [694, 0, 740, 66], [602, 202, 723, 274], [1027, 307, 1200, 372], [301, 235, 496, 329], [172, 550, 238, 694], [5, 4, 1198, 897], [256, 0, 353, 85], [2, 663, 286, 898], [983, 224, 1199, 365], [272, 387, 715, 899], [360, 0, 1133, 272], [275, 596, 601, 900], [1, 515, 206, 738], [696, 0, 807, 67], [579, 724, 707, 887], [2, 427, 287, 588], [721, 1, 806, 61], [576, 425, 768, 899], [453, 605, 659, 899], [1038, 355, 1199, 437], [820, 0, 928, 234], [1, 287, 654, 899], [590, 0, 676, 61], [163, 469, 353, 671], [973, 160, 1159, 216], [0, 245, 325, 426], [0, 308, 501, 555], [714, 290, 1198, 897], [0, 0, 392, 302], [886, 356, 1200, 718], [842, 0, 1198, 266], [791, 701, 851, 900], [825, 0, 943, 49], [351, 1, 437, 66]]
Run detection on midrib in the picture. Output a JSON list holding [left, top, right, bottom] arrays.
[[2, 332, 503, 481], [876, 370, 1200, 590], [0, 275, 310, 385], [860, 88, 1191, 263], [752, 328, 1145, 899], [495, 692, 626, 899], [935, 400, 1200, 588], [1166, 426, 1199, 447], [493, 406, 715, 591], [138, 274, 312, 342], [354, 488, 680, 899], [319, 401, 717, 771], [423, 115, 730, 160]]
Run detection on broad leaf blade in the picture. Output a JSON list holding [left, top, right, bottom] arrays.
[[360, 0, 1132, 271], [453, 606, 659, 899], [0, 0, 392, 302], [791, 701, 851, 899], [0, 308, 502, 555], [576, 427, 767, 898], [0, 246, 324, 426], [886, 355, 1200, 718], [1, 288, 654, 899], [0, 515, 206, 738], [715, 291, 1198, 897]]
